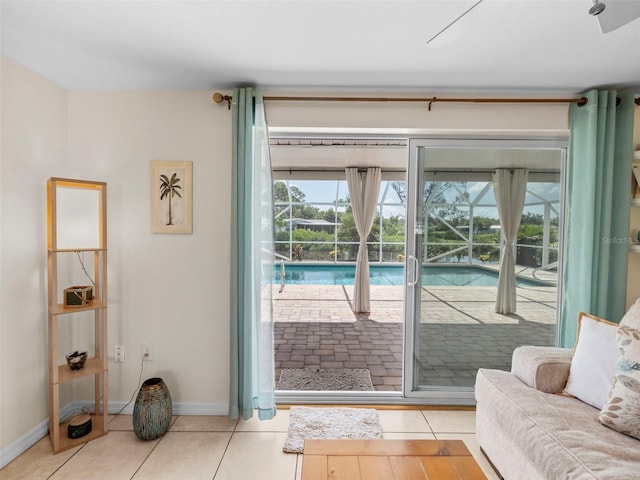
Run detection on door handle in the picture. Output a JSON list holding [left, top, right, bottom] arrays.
[[407, 255, 420, 287]]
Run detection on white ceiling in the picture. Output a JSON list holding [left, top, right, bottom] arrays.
[[1, 0, 639, 94]]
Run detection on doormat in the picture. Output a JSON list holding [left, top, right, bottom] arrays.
[[283, 406, 383, 453], [277, 368, 374, 391]]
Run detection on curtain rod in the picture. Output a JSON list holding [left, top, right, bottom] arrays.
[[273, 168, 560, 174], [212, 92, 640, 111]]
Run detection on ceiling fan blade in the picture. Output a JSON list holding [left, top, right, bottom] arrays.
[[597, 0, 640, 33]]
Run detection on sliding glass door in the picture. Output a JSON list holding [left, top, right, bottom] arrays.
[[403, 138, 566, 403]]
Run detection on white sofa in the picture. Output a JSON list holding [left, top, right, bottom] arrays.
[[475, 346, 640, 480]]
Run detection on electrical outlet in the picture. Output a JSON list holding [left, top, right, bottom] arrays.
[[114, 345, 124, 363], [141, 342, 154, 361]]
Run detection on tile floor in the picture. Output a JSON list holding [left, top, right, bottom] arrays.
[[1, 409, 500, 480]]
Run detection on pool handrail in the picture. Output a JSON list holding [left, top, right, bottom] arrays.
[[274, 253, 289, 292]]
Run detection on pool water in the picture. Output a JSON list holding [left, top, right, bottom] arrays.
[[275, 264, 544, 287]]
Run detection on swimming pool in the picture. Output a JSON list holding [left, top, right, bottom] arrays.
[[275, 264, 546, 287]]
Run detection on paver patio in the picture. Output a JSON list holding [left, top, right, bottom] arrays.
[[274, 267, 557, 392]]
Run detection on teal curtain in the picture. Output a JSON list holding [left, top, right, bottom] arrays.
[[229, 87, 276, 420], [559, 89, 635, 347]]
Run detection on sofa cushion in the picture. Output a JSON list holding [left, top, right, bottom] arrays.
[[476, 368, 640, 479], [599, 325, 640, 440], [620, 298, 640, 329], [564, 312, 619, 409], [511, 346, 572, 393]]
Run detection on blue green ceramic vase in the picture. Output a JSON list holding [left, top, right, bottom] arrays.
[[133, 377, 172, 440]]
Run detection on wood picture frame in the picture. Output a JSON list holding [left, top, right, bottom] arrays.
[[151, 160, 193, 234]]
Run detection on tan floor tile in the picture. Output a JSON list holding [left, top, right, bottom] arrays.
[[0, 436, 81, 480], [422, 410, 476, 433], [107, 414, 134, 431], [107, 414, 177, 432], [377, 410, 432, 433], [214, 432, 297, 480], [169, 415, 238, 432], [435, 433, 501, 480], [132, 432, 231, 480], [235, 409, 290, 432], [49, 431, 159, 480]]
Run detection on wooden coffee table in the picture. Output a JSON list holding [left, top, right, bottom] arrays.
[[301, 439, 487, 480]]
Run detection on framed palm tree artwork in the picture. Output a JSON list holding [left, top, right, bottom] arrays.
[[151, 160, 193, 233]]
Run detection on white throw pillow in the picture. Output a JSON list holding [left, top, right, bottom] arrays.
[[599, 325, 640, 440], [563, 312, 619, 409], [620, 298, 640, 330]]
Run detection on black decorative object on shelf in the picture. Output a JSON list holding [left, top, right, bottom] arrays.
[[68, 414, 92, 439], [65, 351, 88, 371]]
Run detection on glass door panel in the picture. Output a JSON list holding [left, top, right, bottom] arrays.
[[403, 138, 565, 402]]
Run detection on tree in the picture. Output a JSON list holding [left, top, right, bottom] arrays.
[[273, 181, 305, 203], [322, 208, 337, 223], [517, 224, 544, 267], [382, 215, 405, 238], [159, 173, 182, 225], [520, 212, 544, 225], [274, 181, 310, 231], [472, 216, 496, 234], [391, 180, 463, 221]]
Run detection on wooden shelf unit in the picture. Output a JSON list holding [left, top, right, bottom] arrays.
[[50, 300, 108, 316], [47, 177, 108, 454]]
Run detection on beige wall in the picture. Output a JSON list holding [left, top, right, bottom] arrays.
[[627, 106, 640, 308], [64, 92, 570, 407], [265, 95, 570, 132], [66, 90, 232, 407], [1, 56, 69, 453], [2, 65, 577, 459]]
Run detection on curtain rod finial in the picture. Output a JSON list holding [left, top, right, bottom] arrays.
[[213, 92, 232, 110]]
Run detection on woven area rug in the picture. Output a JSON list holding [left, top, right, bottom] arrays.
[[283, 406, 383, 453], [277, 368, 374, 391]]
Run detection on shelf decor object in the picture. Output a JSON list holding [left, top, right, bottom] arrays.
[[63, 285, 94, 307], [132, 377, 173, 440], [65, 351, 88, 371], [47, 177, 108, 453]]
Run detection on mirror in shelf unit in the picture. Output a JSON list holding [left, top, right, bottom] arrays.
[[632, 149, 640, 253]]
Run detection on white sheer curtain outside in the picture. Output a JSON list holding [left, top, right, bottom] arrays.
[[493, 168, 529, 314], [252, 90, 275, 419], [346, 167, 381, 313]]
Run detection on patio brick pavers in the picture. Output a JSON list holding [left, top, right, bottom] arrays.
[[273, 282, 557, 392]]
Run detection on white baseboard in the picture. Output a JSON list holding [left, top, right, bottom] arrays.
[[0, 401, 228, 470], [0, 402, 75, 470], [106, 401, 228, 416]]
